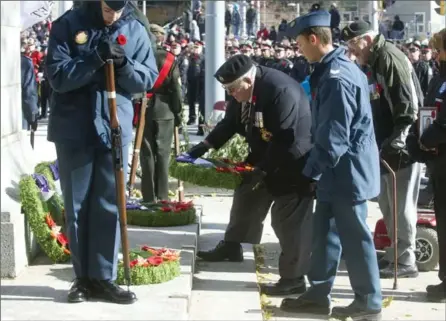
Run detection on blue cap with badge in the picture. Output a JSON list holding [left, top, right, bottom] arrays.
[[286, 10, 331, 40]]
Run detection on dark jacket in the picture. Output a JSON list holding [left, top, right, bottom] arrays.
[[21, 55, 39, 129], [45, 2, 158, 147], [147, 48, 182, 124], [206, 66, 313, 196]]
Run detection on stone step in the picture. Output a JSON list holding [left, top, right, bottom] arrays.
[[0, 207, 202, 320]]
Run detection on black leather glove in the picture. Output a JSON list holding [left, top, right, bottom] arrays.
[[187, 142, 209, 159], [97, 40, 126, 68], [30, 119, 38, 131], [297, 175, 317, 197]]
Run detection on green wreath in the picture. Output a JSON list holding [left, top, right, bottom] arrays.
[[117, 246, 181, 285], [169, 158, 256, 190], [19, 175, 70, 263], [127, 200, 196, 227]]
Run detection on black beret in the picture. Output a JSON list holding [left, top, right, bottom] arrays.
[[340, 20, 371, 42], [214, 55, 254, 85], [104, 0, 128, 11]]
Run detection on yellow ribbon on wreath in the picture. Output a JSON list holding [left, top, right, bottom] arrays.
[[260, 128, 273, 142]]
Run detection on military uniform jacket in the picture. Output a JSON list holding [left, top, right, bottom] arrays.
[[147, 48, 182, 121], [413, 60, 433, 96], [304, 48, 380, 202], [368, 34, 423, 152], [207, 66, 313, 196], [46, 3, 158, 148]]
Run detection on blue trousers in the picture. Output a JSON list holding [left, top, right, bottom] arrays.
[[56, 143, 129, 281], [303, 200, 382, 310]]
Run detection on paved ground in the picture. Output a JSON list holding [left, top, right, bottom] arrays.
[[257, 201, 445, 321]]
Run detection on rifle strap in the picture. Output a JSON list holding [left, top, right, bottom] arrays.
[[146, 52, 175, 99]]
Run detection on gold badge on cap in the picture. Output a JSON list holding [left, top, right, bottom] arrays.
[[74, 31, 88, 45], [343, 29, 348, 36], [219, 76, 224, 82], [289, 20, 296, 28]]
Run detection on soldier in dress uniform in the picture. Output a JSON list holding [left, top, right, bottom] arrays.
[[280, 11, 383, 320], [290, 46, 311, 83], [186, 41, 204, 125], [140, 25, 183, 203], [407, 40, 433, 96], [260, 42, 274, 67], [45, 0, 158, 304], [186, 55, 315, 296]]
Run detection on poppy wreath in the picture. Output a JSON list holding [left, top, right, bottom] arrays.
[[169, 158, 253, 190], [126, 200, 196, 227], [19, 175, 70, 263], [117, 246, 181, 285]]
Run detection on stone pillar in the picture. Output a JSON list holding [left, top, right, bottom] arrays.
[[1, 1, 39, 278], [239, 0, 247, 38], [204, 0, 226, 122]]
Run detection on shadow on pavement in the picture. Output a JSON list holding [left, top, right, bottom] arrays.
[[192, 276, 258, 292], [0, 285, 67, 303]]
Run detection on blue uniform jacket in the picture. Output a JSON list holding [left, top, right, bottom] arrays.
[[303, 48, 380, 202], [46, 3, 158, 148], [21, 55, 39, 130]]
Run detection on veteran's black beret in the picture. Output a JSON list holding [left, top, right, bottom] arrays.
[[286, 10, 331, 39], [340, 20, 372, 42], [214, 55, 254, 85], [104, 0, 128, 11]]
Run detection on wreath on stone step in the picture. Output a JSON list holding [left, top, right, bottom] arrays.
[[169, 157, 253, 190], [126, 200, 196, 227], [117, 245, 181, 285], [19, 174, 70, 263]]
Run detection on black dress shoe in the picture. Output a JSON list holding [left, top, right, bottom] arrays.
[[262, 277, 306, 296], [67, 278, 91, 303], [332, 305, 382, 321], [196, 128, 205, 136], [90, 280, 137, 304], [187, 119, 195, 125], [197, 240, 244, 262], [280, 296, 330, 315], [379, 263, 418, 279], [426, 281, 446, 303]]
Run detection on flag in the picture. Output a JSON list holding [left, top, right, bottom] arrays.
[[20, 1, 55, 31]]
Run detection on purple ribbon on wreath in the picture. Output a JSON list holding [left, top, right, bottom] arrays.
[[32, 174, 50, 193], [126, 201, 143, 210], [49, 160, 60, 181]]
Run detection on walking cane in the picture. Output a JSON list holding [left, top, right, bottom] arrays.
[[104, 60, 131, 290], [174, 126, 185, 202], [380, 158, 398, 290], [30, 126, 35, 149], [128, 97, 148, 193]]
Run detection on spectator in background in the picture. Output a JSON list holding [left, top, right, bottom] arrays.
[[329, 3, 340, 29], [21, 47, 39, 131], [257, 23, 269, 40], [277, 19, 288, 42], [225, 4, 233, 36], [269, 26, 277, 43], [246, 3, 257, 37], [390, 15, 405, 39], [231, 3, 241, 37], [191, 20, 201, 41]]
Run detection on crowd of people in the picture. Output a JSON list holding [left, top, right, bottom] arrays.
[[19, 0, 445, 316]]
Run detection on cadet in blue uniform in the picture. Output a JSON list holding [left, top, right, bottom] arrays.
[[187, 55, 315, 296], [280, 11, 383, 320], [46, 0, 158, 304]]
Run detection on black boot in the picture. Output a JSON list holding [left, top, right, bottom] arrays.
[[90, 280, 137, 304], [67, 278, 91, 303], [426, 281, 446, 303], [331, 304, 382, 321], [280, 296, 330, 315], [262, 277, 306, 296], [379, 263, 418, 279], [197, 240, 243, 262]]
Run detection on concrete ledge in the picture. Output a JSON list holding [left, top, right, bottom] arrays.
[[0, 210, 202, 320]]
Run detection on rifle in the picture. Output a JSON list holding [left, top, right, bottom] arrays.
[[174, 126, 184, 202], [104, 60, 131, 290], [128, 97, 148, 193]]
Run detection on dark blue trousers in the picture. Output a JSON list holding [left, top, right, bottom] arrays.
[[303, 200, 382, 310], [56, 143, 129, 281]]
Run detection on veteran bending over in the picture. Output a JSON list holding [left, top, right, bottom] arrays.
[[187, 55, 315, 296]]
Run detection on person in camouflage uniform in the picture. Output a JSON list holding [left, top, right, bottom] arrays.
[[342, 20, 424, 280]]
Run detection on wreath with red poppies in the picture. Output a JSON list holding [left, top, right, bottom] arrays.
[[169, 158, 253, 190], [126, 200, 197, 227], [117, 245, 181, 285]]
